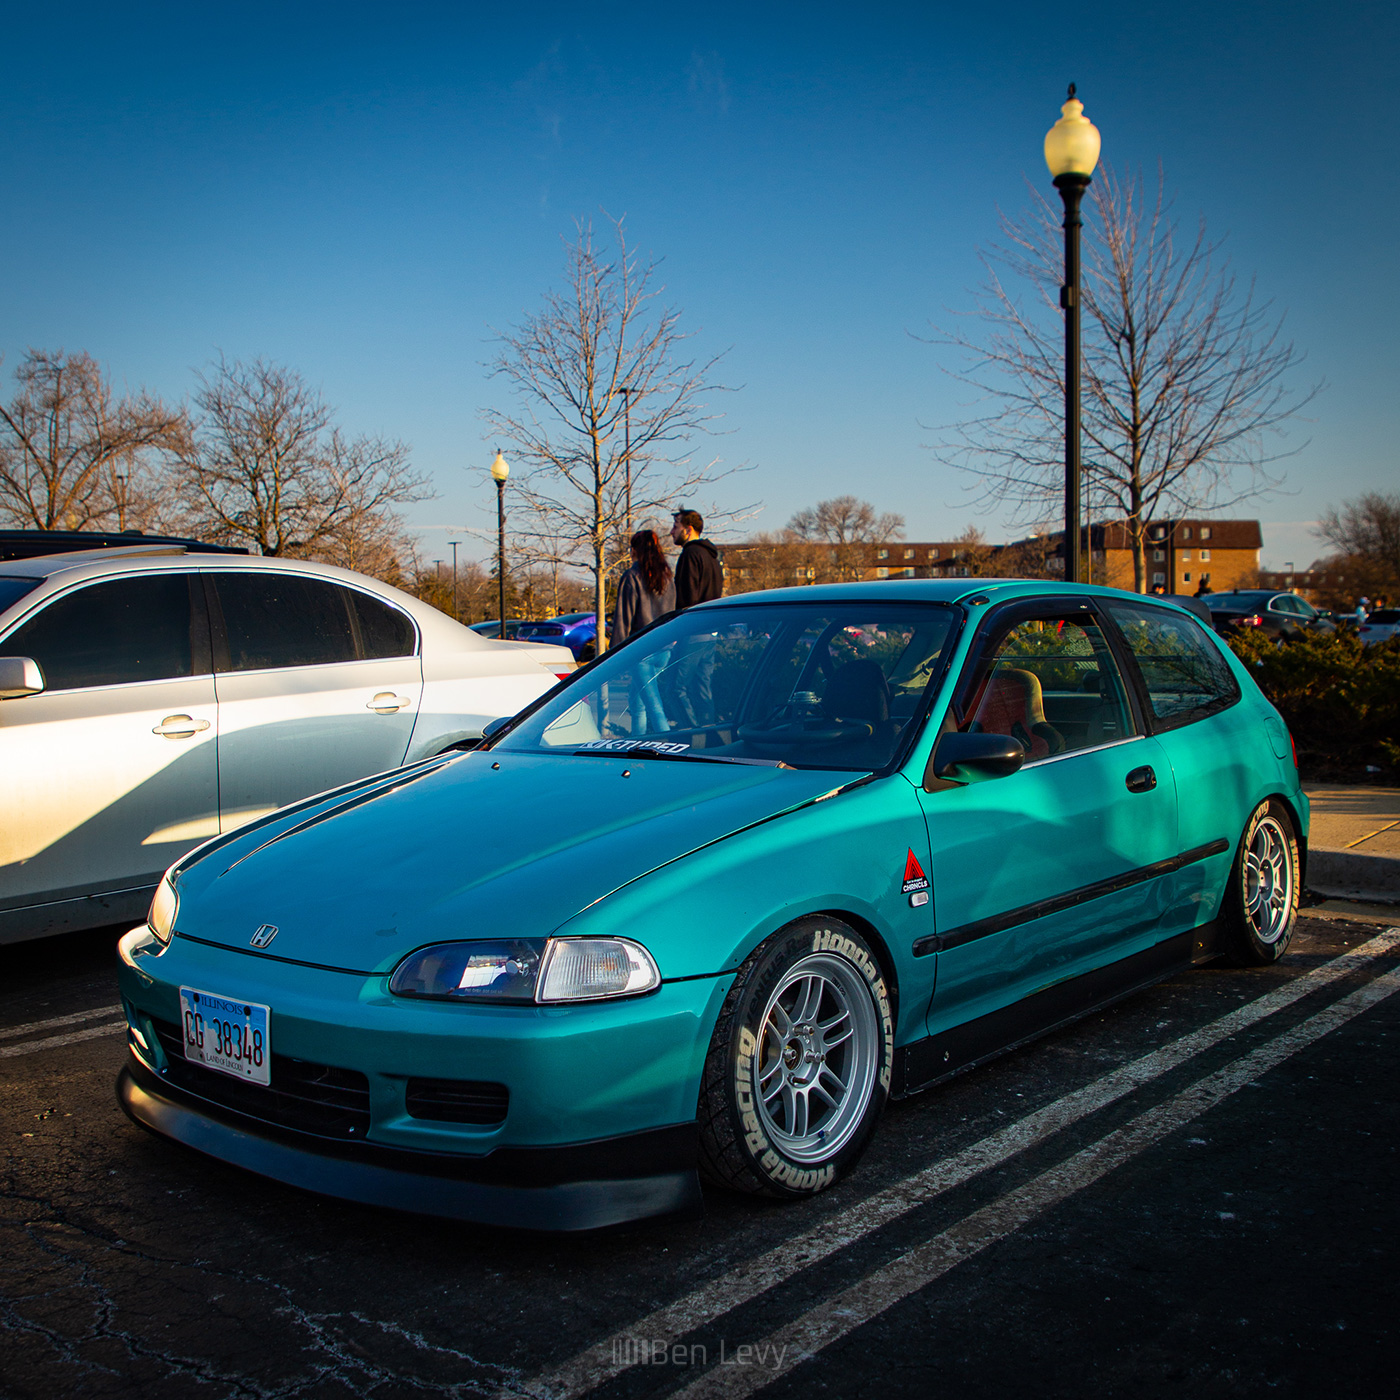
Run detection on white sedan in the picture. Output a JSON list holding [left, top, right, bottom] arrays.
[[0, 546, 573, 944]]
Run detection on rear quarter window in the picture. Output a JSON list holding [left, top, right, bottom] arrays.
[[1104, 600, 1241, 732]]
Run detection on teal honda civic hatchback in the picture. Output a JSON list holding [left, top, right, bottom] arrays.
[[116, 580, 1306, 1230]]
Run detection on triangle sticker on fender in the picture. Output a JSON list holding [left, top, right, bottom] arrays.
[[902, 848, 929, 894]]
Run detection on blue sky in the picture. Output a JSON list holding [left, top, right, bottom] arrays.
[[1, 1, 1395, 569]]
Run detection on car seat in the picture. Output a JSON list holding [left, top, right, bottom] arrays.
[[823, 659, 896, 742], [965, 667, 1065, 760]]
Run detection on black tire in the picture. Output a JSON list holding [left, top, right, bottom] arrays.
[[697, 917, 894, 1198], [1221, 798, 1300, 966]]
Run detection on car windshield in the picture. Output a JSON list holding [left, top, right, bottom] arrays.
[[494, 600, 960, 772]]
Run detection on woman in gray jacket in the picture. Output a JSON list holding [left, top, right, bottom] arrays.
[[613, 529, 675, 733]]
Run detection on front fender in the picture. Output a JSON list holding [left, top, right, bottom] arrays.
[[549, 776, 938, 1048]]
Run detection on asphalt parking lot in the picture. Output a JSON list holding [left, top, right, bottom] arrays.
[[3, 911, 1397, 1399]]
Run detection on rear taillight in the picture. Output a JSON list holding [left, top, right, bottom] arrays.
[[1241, 613, 1264, 627], [1289, 731, 1297, 771]]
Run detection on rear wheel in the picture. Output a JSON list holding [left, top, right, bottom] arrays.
[[697, 918, 893, 1198], [1221, 799, 1299, 965]]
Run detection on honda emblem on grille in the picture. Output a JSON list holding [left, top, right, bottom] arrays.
[[250, 924, 278, 949]]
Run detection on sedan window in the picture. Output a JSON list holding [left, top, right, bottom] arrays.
[[1104, 600, 1240, 731], [1, 574, 195, 690], [957, 614, 1133, 760], [211, 573, 359, 671], [348, 589, 417, 659], [0, 577, 41, 615], [497, 601, 959, 772]]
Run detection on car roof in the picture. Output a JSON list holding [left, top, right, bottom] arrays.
[[0, 549, 574, 658], [686, 578, 1193, 609]]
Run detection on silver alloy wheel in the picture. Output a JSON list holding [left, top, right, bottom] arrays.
[[1245, 814, 1295, 945], [752, 952, 880, 1164]]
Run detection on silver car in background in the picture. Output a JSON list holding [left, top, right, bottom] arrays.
[[1358, 608, 1400, 646], [0, 547, 573, 943]]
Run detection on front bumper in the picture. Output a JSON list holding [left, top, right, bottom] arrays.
[[118, 1056, 702, 1231], [117, 927, 729, 1229]]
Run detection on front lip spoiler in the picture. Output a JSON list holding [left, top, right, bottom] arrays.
[[117, 1059, 702, 1232]]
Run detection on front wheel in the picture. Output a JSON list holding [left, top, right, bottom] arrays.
[[1221, 799, 1300, 965], [697, 918, 893, 1198]]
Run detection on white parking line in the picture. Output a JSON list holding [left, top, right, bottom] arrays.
[[0, 1022, 126, 1059], [0, 1003, 123, 1041], [673, 961, 1400, 1400], [514, 930, 1400, 1400]]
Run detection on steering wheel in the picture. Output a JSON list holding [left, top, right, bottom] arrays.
[[737, 697, 875, 749]]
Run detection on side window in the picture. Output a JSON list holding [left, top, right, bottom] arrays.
[[349, 589, 416, 659], [959, 613, 1133, 760], [1105, 600, 1240, 731], [211, 573, 358, 672], [2, 575, 194, 691]]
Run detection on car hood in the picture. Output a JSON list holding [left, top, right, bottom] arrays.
[[172, 751, 852, 973]]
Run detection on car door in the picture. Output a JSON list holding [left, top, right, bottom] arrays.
[[206, 570, 423, 828], [917, 599, 1179, 1038], [0, 571, 218, 930], [1101, 598, 1253, 927]]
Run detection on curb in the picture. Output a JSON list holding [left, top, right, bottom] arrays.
[[1307, 846, 1400, 903]]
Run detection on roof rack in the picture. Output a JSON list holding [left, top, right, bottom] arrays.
[[0, 530, 248, 562]]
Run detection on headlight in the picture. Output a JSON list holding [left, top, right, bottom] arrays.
[[537, 938, 660, 1002], [389, 941, 546, 1002], [148, 874, 179, 946], [388, 937, 660, 1004]]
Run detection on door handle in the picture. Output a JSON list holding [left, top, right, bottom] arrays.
[[153, 714, 211, 739], [1125, 765, 1157, 794], [367, 692, 412, 714]]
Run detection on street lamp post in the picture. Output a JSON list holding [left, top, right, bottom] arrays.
[[490, 451, 510, 633], [1045, 84, 1101, 586], [449, 540, 461, 620]]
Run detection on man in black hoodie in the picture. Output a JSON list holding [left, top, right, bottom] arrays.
[[670, 509, 723, 611], [667, 508, 722, 728]]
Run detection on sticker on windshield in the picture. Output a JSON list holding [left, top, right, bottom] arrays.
[[901, 850, 930, 895], [575, 739, 692, 755]]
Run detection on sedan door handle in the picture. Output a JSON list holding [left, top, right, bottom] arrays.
[[367, 692, 412, 714], [153, 714, 211, 739], [1125, 765, 1157, 794]]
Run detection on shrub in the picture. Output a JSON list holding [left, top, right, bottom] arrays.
[[1226, 629, 1400, 781]]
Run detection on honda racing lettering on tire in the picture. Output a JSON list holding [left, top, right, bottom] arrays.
[[735, 1027, 768, 1156], [810, 928, 894, 1092]]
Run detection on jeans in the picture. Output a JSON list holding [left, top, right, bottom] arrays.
[[630, 652, 670, 734]]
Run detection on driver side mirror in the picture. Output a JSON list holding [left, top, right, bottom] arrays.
[[481, 715, 513, 742], [925, 730, 1024, 788], [0, 656, 44, 700]]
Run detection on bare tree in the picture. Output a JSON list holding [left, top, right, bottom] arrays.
[[177, 356, 430, 564], [1316, 492, 1400, 593], [933, 165, 1317, 592], [787, 495, 906, 582], [481, 218, 741, 651], [0, 349, 184, 531]]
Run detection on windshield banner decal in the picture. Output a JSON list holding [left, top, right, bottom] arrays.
[[575, 739, 692, 755]]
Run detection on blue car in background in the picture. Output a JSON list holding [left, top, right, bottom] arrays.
[[517, 613, 597, 661]]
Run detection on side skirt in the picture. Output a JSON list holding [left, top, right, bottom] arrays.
[[892, 925, 1216, 1099]]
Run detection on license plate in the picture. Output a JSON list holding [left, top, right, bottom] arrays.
[[178, 987, 271, 1086]]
